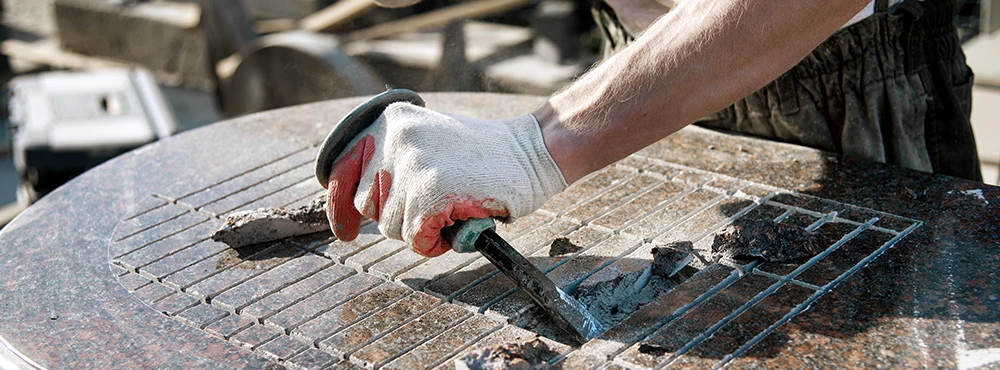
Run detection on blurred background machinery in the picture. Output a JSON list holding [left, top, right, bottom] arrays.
[[0, 0, 602, 226], [7, 68, 177, 206]]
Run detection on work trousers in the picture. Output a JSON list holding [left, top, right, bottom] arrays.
[[593, 0, 983, 181]]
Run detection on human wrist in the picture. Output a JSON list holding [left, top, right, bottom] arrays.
[[532, 102, 589, 185]]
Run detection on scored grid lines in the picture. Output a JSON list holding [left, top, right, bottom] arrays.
[[643, 218, 881, 369], [552, 189, 810, 368], [558, 188, 738, 295], [351, 306, 474, 368], [561, 172, 668, 224], [560, 164, 919, 369], [115, 219, 223, 272], [712, 221, 922, 370], [122, 176, 329, 287], [447, 166, 795, 340], [237, 179, 321, 214], [113, 205, 185, 242], [110, 151, 923, 369], [176, 242, 305, 295], [211, 254, 335, 312], [239, 266, 356, 321], [262, 274, 384, 334], [180, 146, 313, 198], [114, 164, 327, 281], [291, 284, 413, 345], [178, 148, 316, 208], [629, 154, 925, 227], [642, 193, 727, 241], [111, 212, 210, 262], [120, 196, 169, 222], [666, 193, 775, 266], [201, 169, 316, 216], [329, 297, 446, 361], [597, 184, 697, 232]]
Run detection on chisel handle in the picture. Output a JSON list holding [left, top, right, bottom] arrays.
[[441, 218, 496, 253]]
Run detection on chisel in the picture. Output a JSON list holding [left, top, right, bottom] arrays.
[[441, 218, 603, 344]]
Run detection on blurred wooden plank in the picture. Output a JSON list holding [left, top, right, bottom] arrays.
[[0, 39, 129, 70], [215, 53, 241, 81], [346, 0, 529, 41], [300, 0, 376, 32], [255, 18, 298, 34]]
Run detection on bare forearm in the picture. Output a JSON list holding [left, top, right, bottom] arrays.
[[535, 0, 870, 184]]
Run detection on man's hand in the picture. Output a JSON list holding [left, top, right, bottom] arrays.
[[325, 102, 566, 257]]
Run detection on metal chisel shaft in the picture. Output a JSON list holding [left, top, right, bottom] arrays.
[[474, 228, 603, 345]]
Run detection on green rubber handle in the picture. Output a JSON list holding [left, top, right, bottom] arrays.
[[441, 218, 496, 253]]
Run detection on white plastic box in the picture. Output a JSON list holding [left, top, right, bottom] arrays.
[[7, 68, 178, 205]]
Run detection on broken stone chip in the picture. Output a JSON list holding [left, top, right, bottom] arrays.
[[211, 194, 330, 248], [548, 237, 582, 257], [650, 241, 694, 278], [454, 338, 556, 370], [711, 219, 821, 263]]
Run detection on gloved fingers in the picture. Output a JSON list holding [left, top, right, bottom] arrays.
[[327, 135, 376, 241], [359, 169, 392, 222], [410, 198, 509, 257]]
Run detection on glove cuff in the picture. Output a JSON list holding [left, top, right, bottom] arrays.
[[509, 114, 569, 216]]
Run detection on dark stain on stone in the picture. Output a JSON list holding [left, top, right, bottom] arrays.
[[455, 338, 556, 370], [214, 242, 300, 270], [651, 241, 694, 277], [711, 219, 821, 263], [638, 342, 670, 356], [214, 249, 245, 270], [548, 237, 582, 257]]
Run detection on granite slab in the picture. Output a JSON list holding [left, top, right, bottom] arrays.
[[0, 93, 996, 369]]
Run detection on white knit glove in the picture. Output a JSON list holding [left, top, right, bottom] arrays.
[[325, 102, 567, 257]]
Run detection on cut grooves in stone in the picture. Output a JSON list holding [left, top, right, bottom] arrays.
[[110, 153, 921, 369]]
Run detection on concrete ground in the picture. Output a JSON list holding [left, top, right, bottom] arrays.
[[966, 30, 1000, 185]]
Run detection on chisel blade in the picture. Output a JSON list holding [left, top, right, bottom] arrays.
[[474, 229, 603, 345]]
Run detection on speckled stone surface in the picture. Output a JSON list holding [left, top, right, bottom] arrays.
[[0, 93, 997, 369]]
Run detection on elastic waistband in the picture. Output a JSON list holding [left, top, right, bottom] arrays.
[[788, 0, 959, 78]]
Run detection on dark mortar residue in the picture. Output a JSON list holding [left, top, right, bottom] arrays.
[[711, 219, 821, 263], [548, 237, 582, 257], [288, 193, 329, 224], [211, 194, 330, 248], [651, 241, 694, 277]]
